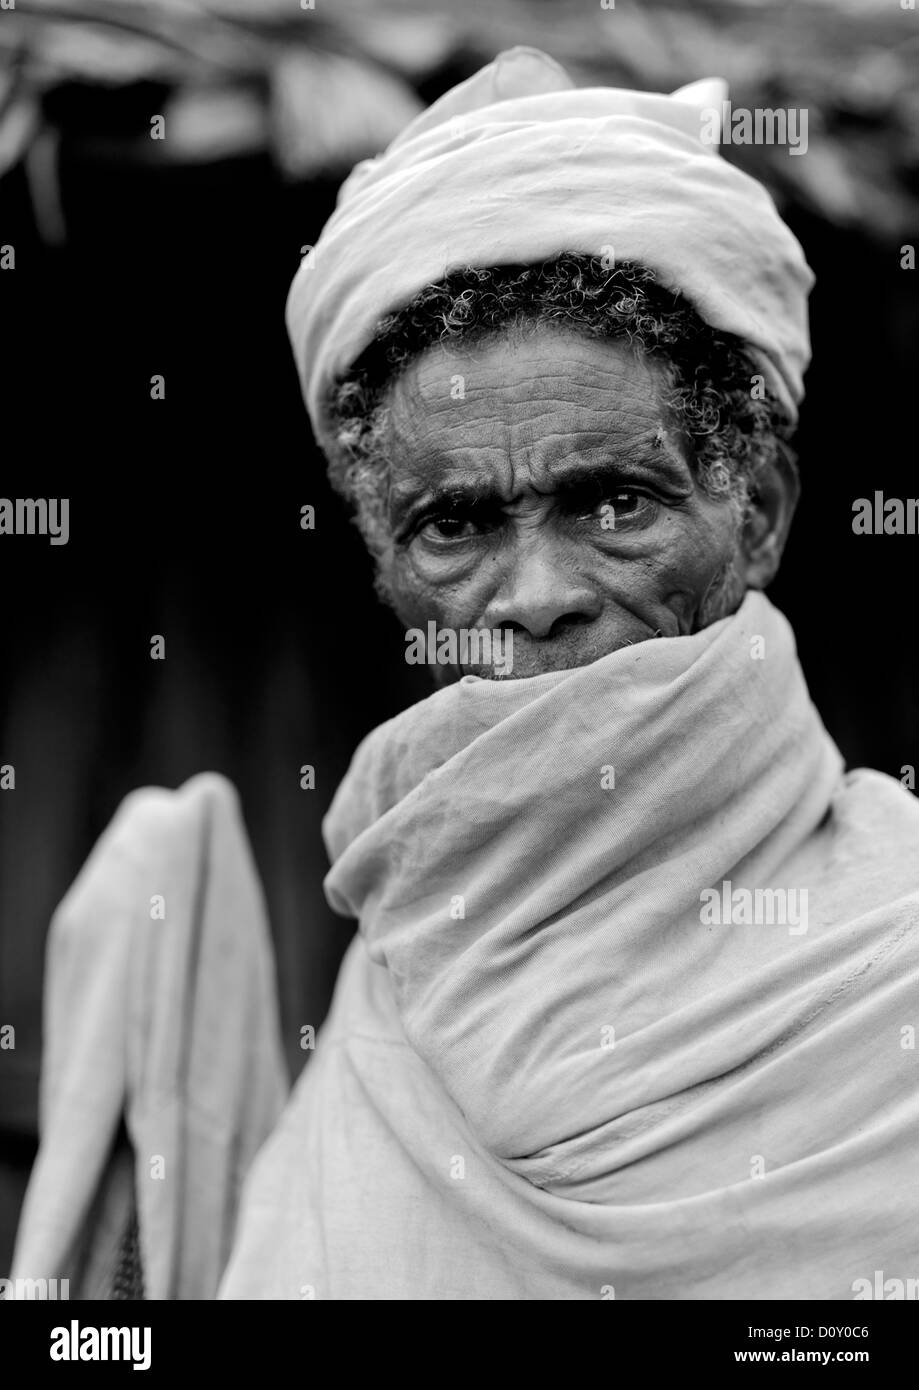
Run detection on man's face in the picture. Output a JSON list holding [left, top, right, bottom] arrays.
[[380, 324, 765, 680]]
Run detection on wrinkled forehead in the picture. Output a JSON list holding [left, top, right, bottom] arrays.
[[384, 324, 679, 465], [383, 327, 691, 509]]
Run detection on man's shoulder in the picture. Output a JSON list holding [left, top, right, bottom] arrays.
[[824, 766, 919, 905], [837, 766, 919, 834]]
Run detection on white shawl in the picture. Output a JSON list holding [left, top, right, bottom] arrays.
[[221, 594, 919, 1300]]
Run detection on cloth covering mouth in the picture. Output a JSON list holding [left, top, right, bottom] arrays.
[[220, 592, 919, 1299], [321, 591, 847, 1195]]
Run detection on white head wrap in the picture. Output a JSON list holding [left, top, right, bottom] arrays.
[[287, 46, 813, 447]]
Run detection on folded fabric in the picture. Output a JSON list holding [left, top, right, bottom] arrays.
[[286, 45, 814, 450], [221, 593, 919, 1299], [10, 774, 289, 1300]]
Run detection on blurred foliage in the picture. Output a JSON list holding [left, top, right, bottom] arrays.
[[0, 0, 916, 238], [0, 0, 424, 183]]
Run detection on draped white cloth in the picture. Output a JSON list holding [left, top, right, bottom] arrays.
[[221, 595, 919, 1299], [11, 774, 288, 1300]]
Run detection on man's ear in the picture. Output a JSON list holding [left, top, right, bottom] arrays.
[[741, 443, 800, 589]]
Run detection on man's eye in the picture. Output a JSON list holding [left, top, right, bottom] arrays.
[[579, 489, 655, 525], [605, 491, 642, 515], [420, 514, 482, 540]]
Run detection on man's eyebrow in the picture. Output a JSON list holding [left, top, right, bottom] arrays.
[[547, 451, 693, 494], [390, 480, 491, 525], [391, 451, 692, 524]]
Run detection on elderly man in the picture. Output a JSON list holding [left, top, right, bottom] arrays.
[[217, 48, 919, 1301]]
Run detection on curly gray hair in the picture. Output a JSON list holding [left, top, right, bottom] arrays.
[[325, 255, 796, 564]]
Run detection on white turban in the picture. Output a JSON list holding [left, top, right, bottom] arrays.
[[287, 46, 813, 449]]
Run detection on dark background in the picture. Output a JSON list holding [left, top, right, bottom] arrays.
[[1, 0, 917, 1273]]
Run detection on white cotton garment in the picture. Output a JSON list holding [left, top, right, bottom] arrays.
[[11, 774, 289, 1300], [220, 592, 919, 1300]]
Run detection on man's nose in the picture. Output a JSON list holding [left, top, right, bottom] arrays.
[[482, 539, 602, 640]]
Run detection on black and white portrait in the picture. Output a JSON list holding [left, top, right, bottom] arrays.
[[2, 0, 918, 1339]]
